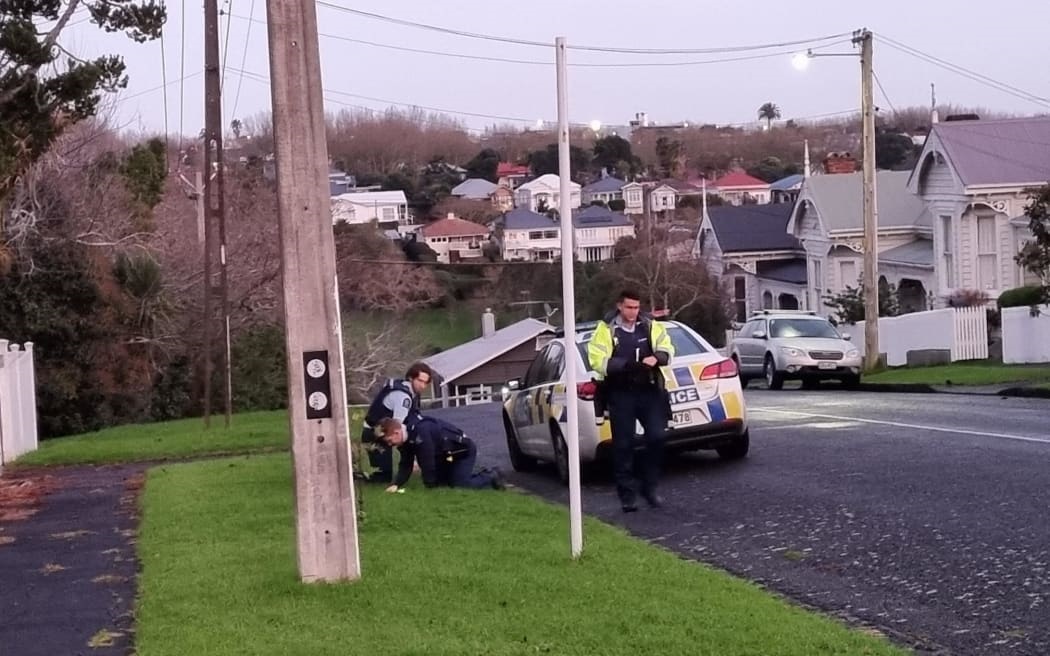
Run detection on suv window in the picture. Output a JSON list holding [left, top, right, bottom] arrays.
[[768, 318, 840, 339], [576, 323, 708, 371]]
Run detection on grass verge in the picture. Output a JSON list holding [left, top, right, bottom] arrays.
[[863, 362, 1050, 386], [134, 453, 906, 656]]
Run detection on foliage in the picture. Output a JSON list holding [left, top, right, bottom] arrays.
[[1016, 183, 1050, 304], [863, 362, 1050, 387], [823, 278, 900, 325], [875, 129, 918, 170], [944, 288, 990, 308], [432, 196, 501, 225], [230, 324, 288, 412], [998, 285, 1045, 309], [608, 198, 626, 212], [526, 143, 591, 180], [591, 135, 641, 179], [654, 136, 683, 178], [463, 147, 501, 182], [758, 102, 782, 129], [0, 0, 165, 209], [746, 156, 800, 183], [119, 137, 166, 222]]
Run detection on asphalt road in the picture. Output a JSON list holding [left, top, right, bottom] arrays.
[[432, 390, 1050, 656]]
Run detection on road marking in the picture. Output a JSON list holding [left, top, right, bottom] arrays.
[[750, 407, 1050, 445]]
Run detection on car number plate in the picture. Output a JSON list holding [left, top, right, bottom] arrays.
[[818, 361, 836, 370], [672, 410, 694, 426]]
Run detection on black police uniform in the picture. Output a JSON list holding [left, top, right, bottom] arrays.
[[393, 417, 502, 490], [361, 378, 422, 483]]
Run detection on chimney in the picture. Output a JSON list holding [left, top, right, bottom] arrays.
[[447, 212, 455, 221], [803, 139, 811, 178], [481, 308, 496, 338], [822, 151, 857, 175]]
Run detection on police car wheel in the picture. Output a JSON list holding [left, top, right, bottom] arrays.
[[503, 412, 538, 472], [550, 427, 570, 486]]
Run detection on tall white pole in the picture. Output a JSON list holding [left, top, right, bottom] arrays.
[[555, 36, 583, 558]]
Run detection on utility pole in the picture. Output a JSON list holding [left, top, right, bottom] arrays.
[[203, 0, 233, 427], [856, 28, 880, 372], [266, 0, 361, 581], [555, 36, 583, 559]]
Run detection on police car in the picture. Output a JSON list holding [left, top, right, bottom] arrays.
[[501, 319, 750, 484]]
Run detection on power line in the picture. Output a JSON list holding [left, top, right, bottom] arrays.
[[875, 33, 1050, 109], [230, 0, 256, 120], [178, 0, 187, 155], [315, 2, 852, 55], [159, 17, 170, 169], [122, 71, 203, 102], [220, 0, 234, 92], [872, 69, 898, 116], [229, 13, 852, 68]]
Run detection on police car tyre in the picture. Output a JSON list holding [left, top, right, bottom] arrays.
[[732, 355, 750, 388], [716, 429, 750, 460], [842, 374, 861, 389], [551, 425, 570, 486], [503, 411, 539, 472], [764, 354, 784, 390]]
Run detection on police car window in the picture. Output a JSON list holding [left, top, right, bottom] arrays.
[[523, 347, 549, 388], [536, 342, 564, 384], [665, 326, 708, 356]]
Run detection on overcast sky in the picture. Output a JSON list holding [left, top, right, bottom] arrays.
[[61, 0, 1050, 137]]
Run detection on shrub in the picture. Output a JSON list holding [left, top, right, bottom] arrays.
[[945, 288, 990, 307], [997, 285, 1044, 309]]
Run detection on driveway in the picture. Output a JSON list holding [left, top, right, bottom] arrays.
[[434, 390, 1050, 655]]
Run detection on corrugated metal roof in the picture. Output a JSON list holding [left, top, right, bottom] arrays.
[[423, 318, 555, 384], [879, 237, 934, 267], [713, 171, 770, 189], [931, 117, 1050, 187], [332, 190, 408, 204], [574, 205, 633, 227], [755, 258, 807, 284], [504, 208, 558, 230], [805, 170, 930, 232], [451, 178, 498, 199], [420, 216, 489, 238], [708, 203, 801, 253], [770, 174, 804, 191], [582, 176, 626, 193]]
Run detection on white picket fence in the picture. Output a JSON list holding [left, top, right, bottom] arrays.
[[0, 340, 39, 466], [839, 307, 988, 367], [1002, 305, 1050, 364]]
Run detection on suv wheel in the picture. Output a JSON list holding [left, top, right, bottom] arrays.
[[764, 354, 784, 390]]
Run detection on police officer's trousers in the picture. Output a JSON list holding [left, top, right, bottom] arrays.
[[607, 385, 667, 504]]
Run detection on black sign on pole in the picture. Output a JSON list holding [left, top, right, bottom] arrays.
[[303, 350, 333, 420]]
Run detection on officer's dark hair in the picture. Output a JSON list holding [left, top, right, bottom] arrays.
[[618, 289, 641, 303], [405, 361, 433, 382]]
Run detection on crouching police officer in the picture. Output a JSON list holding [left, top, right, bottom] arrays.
[[375, 416, 505, 491], [587, 289, 675, 513], [360, 362, 433, 483]]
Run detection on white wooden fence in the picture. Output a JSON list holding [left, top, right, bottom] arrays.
[[1002, 305, 1050, 364], [0, 340, 39, 466], [839, 307, 989, 367]]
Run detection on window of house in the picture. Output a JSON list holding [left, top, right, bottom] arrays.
[[839, 260, 858, 288], [382, 206, 396, 222], [528, 231, 544, 240], [543, 230, 558, 239], [734, 276, 747, 322], [976, 214, 998, 290], [762, 291, 773, 309], [941, 215, 955, 288], [812, 259, 824, 295]]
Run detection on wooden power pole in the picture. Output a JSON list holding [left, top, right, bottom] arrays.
[[265, 0, 361, 581], [203, 0, 233, 427], [856, 29, 880, 372]]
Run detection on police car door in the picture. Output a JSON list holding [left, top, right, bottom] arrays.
[[517, 342, 563, 454]]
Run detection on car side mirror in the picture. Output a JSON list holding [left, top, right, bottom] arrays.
[[842, 334, 852, 341], [507, 379, 521, 390], [753, 330, 767, 340]]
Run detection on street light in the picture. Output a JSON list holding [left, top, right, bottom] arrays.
[[793, 29, 880, 373]]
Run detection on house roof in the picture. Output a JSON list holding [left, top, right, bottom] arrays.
[[707, 203, 801, 253], [420, 216, 489, 238], [423, 318, 555, 384], [517, 173, 581, 192], [573, 205, 633, 227], [770, 174, 805, 191], [756, 258, 807, 285], [659, 178, 703, 194], [504, 208, 559, 230], [922, 117, 1050, 187], [713, 171, 771, 189], [582, 176, 626, 193], [451, 178, 498, 200], [878, 237, 934, 267], [497, 162, 529, 177], [802, 170, 930, 232], [332, 190, 408, 205]]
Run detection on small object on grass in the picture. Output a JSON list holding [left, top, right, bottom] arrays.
[[397, 488, 405, 494]]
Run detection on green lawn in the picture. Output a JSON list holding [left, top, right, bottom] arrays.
[[864, 362, 1050, 386], [134, 453, 905, 656]]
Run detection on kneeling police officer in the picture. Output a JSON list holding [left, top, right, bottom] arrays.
[[360, 362, 433, 483], [375, 416, 504, 491]]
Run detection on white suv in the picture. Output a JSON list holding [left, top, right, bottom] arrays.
[[729, 310, 862, 390]]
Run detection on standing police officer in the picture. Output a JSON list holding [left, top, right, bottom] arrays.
[[587, 290, 675, 512], [360, 362, 433, 483], [375, 416, 504, 491]]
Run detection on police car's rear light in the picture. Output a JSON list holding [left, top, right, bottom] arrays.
[[577, 381, 598, 400], [700, 359, 738, 380]]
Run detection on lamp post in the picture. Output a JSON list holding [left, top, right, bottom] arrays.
[[794, 29, 880, 372]]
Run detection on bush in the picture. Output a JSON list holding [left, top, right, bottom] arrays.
[[946, 288, 990, 307], [608, 199, 626, 212], [997, 285, 1044, 309]]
